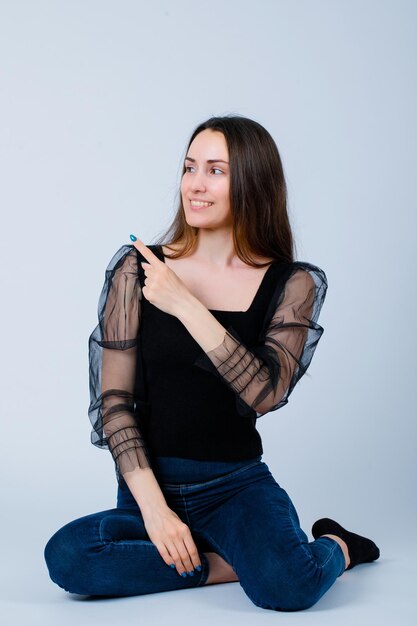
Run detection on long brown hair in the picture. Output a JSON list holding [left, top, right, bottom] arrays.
[[153, 115, 296, 267]]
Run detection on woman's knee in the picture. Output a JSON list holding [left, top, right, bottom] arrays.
[[241, 567, 323, 612], [44, 516, 99, 594]]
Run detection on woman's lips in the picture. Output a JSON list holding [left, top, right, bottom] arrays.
[[190, 201, 213, 211]]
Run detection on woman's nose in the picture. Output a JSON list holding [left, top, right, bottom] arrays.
[[190, 172, 207, 192]]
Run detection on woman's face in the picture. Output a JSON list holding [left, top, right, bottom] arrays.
[[181, 129, 232, 229]]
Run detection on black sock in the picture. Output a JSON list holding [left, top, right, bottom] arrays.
[[311, 517, 380, 570]]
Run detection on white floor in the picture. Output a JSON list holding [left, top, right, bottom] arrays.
[[2, 524, 415, 626]]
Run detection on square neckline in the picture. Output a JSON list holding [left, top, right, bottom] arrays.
[[154, 244, 277, 314]]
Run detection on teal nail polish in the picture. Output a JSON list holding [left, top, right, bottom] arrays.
[[130, 234, 137, 241], [195, 565, 202, 571], [181, 572, 187, 578], [170, 563, 175, 568]]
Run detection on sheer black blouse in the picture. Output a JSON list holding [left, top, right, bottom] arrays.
[[88, 244, 328, 484]]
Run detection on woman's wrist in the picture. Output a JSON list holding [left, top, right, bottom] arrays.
[[122, 466, 169, 515]]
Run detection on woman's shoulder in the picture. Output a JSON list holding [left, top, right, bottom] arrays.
[[277, 260, 328, 305], [287, 260, 327, 285], [105, 243, 137, 267], [102, 243, 155, 277]]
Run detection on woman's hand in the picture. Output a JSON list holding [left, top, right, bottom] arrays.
[[142, 504, 202, 577], [130, 235, 195, 317]]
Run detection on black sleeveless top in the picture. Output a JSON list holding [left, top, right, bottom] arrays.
[[88, 243, 328, 481], [136, 245, 292, 462]]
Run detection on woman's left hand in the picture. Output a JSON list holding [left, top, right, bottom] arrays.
[[131, 236, 194, 317]]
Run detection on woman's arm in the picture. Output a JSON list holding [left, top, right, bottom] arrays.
[[177, 262, 328, 418], [88, 245, 152, 479], [88, 243, 202, 576], [122, 465, 168, 513], [127, 237, 326, 420]]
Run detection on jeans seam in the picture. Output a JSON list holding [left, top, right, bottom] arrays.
[[287, 496, 341, 571], [287, 497, 314, 563], [178, 459, 262, 492], [98, 516, 107, 544], [180, 487, 192, 528], [319, 536, 345, 571]]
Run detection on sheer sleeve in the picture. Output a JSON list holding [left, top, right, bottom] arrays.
[[193, 262, 328, 418], [88, 244, 152, 481]]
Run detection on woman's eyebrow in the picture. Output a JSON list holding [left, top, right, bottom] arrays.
[[184, 157, 229, 164]]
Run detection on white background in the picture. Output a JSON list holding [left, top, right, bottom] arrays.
[[0, 0, 416, 624]]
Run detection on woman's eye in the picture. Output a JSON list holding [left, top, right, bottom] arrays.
[[184, 166, 223, 174]]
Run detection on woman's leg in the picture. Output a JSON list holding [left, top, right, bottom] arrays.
[[321, 534, 350, 568], [43, 506, 209, 596], [204, 537, 347, 585], [185, 461, 346, 612], [203, 551, 239, 584]]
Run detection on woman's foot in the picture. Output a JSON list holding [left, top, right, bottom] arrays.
[[203, 552, 239, 584], [312, 517, 380, 570]]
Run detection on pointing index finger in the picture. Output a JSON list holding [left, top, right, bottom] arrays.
[[130, 234, 161, 266]]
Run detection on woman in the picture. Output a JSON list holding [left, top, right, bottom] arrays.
[[44, 115, 380, 611]]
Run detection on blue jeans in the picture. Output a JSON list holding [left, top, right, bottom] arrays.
[[44, 455, 345, 611]]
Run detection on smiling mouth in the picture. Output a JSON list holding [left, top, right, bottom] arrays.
[[190, 201, 213, 208]]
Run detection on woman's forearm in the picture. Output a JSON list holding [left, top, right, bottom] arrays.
[[176, 294, 227, 352], [123, 466, 169, 516]]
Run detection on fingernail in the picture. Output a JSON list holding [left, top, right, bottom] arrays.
[[130, 234, 137, 241], [181, 572, 187, 578], [195, 565, 202, 571], [188, 571, 194, 576], [170, 563, 175, 568]]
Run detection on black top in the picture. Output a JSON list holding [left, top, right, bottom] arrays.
[[88, 244, 328, 484]]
